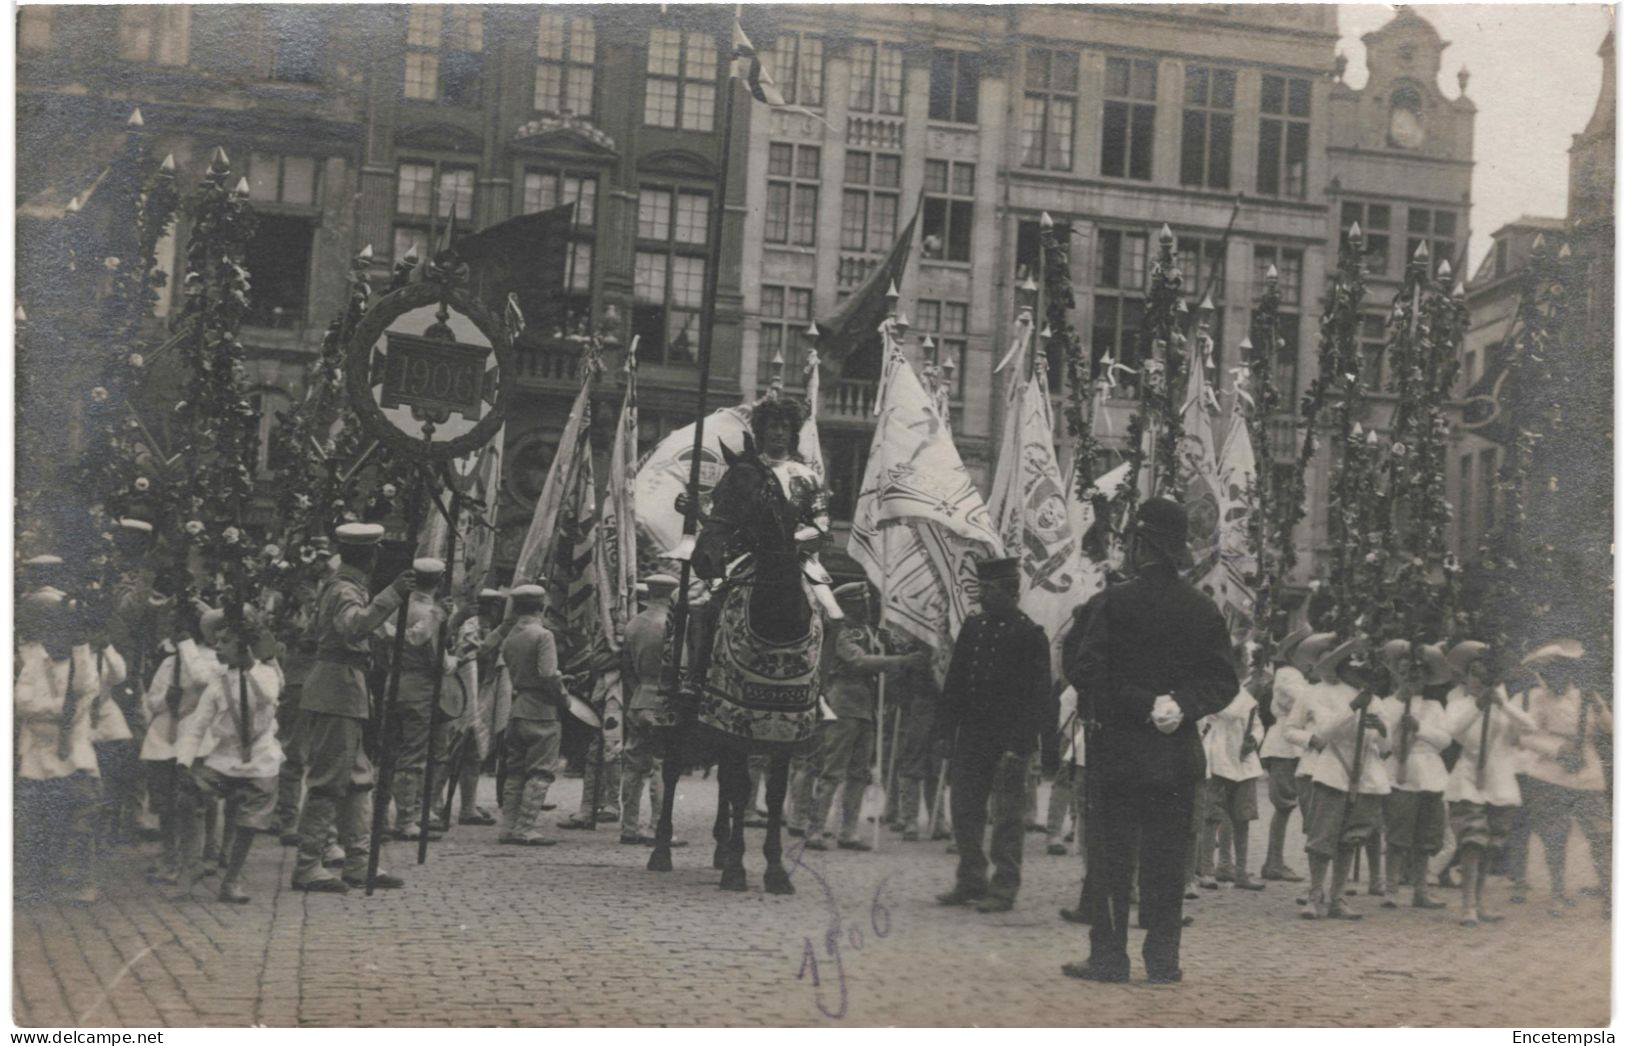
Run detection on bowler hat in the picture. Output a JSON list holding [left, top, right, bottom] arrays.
[[976, 557, 1020, 582], [1132, 498, 1194, 570]]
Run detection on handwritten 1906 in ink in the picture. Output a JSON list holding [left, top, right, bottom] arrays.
[[784, 839, 897, 1020]]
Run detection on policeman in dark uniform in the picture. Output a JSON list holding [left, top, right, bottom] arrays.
[[935, 557, 1053, 914], [1062, 498, 1238, 984]]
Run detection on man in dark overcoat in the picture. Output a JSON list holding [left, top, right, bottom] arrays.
[[1062, 498, 1237, 984]]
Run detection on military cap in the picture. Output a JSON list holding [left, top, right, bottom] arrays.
[[976, 557, 1020, 581], [335, 522, 385, 546], [510, 583, 547, 604], [115, 518, 154, 534], [1522, 639, 1585, 667], [22, 554, 63, 568], [643, 573, 680, 594], [477, 587, 507, 604], [23, 586, 68, 607], [412, 557, 446, 577]]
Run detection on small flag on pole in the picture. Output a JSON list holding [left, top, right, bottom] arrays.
[[731, 20, 785, 106]]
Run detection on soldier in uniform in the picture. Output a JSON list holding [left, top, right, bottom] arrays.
[[935, 557, 1053, 913], [803, 582, 925, 851], [439, 589, 510, 826], [273, 537, 331, 844], [389, 557, 451, 841], [1062, 498, 1237, 984], [498, 584, 567, 846], [620, 574, 679, 845], [292, 523, 412, 893]]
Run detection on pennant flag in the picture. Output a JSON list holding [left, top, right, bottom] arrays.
[[799, 350, 825, 484], [597, 355, 640, 648], [1212, 413, 1259, 633], [987, 323, 1105, 641], [455, 202, 575, 337], [511, 378, 593, 589], [849, 338, 1001, 682], [731, 19, 785, 106], [814, 194, 921, 374], [460, 430, 505, 600], [632, 405, 754, 557]]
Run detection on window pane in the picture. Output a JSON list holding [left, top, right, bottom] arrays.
[[523, 171, 555, 214], [1096, 231, 1121, 288], [683, 31, 713, 79], [566, 66, 593, 115], [438, 168, 474, 219], [948, 199, 971, 260], [565, 175, 595, 226], [1021, 96, 1047, 167], [953, 163, 975, 196], [648, 28, 681, 76], [1261, 74, 1284, 115], [1105, 57, 1129, 98], [1180, 110, 1206, 186], [119, 6, 154, 60], [769, 143, 793, 178], [791, 186, 818, 245], [1184, 66, 1209, 106], [405, 52, 438, 99], [634, 252, 667, 303], [924, 159, 949, 194], [535, 64, 563, 111], [762, 285, 785, 318], [569, 242, 592, 292], [638, 188, 670, 240], [874, 154, 901, 188], [878, 46, 903, 114], [1101, 102, 1128, 177], [1122, 234, 1148, 289], [1130, 60, 1156, 100], [393, 226, 426, 262], [840, 191, 867, 250], [800, 36, 823, 106], [870, 194, 898, 252], [447, 7, 481, 51], [945, 303, 967, 333], [538, 15, 568, 59], [671, 256, 705, 306], [954, 52, 979, 122], [1129, 104, 1155, 180], [789, 288, 813, 322], [1048, 99, 1074, 169], [1257, 119, 1281, 195], [795, 146, 821, 179], [1284, 121, 1308, 197], [1212, 69, 1236, 108], [850, 41, 876, 111], [1369, 204, 1390, 229], [1408, 208, 1432, 234], [765, 184, 790, 242], [644, 77, 678, 126], [845, 151, 871, 185], [675, 193, 709, 245], [1435, 211, 1456, 236], [282, 155, 318, 206], [928, 50, 955, 121], [1288, 78, 1310, 117], [569, 17, 594, 63], [397, 163, 434, 215], [407, 5, 440, 49], [1208, 113, 1232, 188], [917, 301, 940, 331], [682, 83, 716, 131], [1026, 49, 1050, 91], [1053, 52, 1078, 93]]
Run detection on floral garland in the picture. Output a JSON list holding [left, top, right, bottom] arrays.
[[1143, 226, 1188, 498], [1242, 280, 1285, 646]]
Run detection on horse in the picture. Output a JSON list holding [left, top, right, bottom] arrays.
[[646, 433, 824, 894]]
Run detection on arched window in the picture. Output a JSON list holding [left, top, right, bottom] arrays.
[[1388, 84, 1425, 148]]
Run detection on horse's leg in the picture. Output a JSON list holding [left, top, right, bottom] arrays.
[[718, 752, 749, 892], [763, 754, 795, 895], [646, 731, 681, 873], [711, 767, 730, 871]]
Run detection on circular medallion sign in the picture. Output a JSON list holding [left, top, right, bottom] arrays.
[[347, 281, 512, 461]]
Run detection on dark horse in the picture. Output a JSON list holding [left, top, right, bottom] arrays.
[[646, 433, 823, 894]]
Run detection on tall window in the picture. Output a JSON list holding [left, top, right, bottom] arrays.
[[267, 7, 325, 83], [645, 28, 717, 131], [922, 160, 974, 262], [759, 285, 816, 382], [1102, 57, 1157, 181], [1406, 208, 1458, 272], [841, 150, 901, 253], [1022, 48, 1078, 170], [1254, 244, 1304, 402], [1180, 65, 1235, 189], [765, 143, 820, 247], [244, 152, 321, 329], [1257, 74, 1310, 198], [633, 187, 710, 365], [766, 31, 824, 108], [521, 169, 596, 294], [535, 13, 595, 116], [404, 5, 483, 106], [19, 7, 52, 52], [928, 49, 980, 124], [1358, 312, 1387, 391], [392, 160, 475, 261], [118, 6, 190, 65], [849, 41, 903, 115], [917, 300, 969, 398], [1092, 228, 1151, 389], [1340, 201, 1392, 275]]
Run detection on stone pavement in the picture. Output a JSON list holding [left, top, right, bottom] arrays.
[[12, 775, 1610, 1028]]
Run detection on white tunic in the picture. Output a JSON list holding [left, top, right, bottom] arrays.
[[1375, 693, 1451, 793], [139, 639, 222, 761], [1203, 689, 1264, 782], [173, 662, 285, 779], [1260, 665, 1310, 760], [1521, 685, 1610, 792], [1443, 686, 1538, 806], [1303, 680, 1392, 796], [16, 643, 126, 781]]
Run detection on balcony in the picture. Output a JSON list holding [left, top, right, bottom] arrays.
[[837, 253, 881, 288], [846, 115, 904, 150]]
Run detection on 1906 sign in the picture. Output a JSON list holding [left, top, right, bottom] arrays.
[[347, 280, 513, 461]]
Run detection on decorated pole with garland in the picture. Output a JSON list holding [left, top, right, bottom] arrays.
[[1240, 280, 1286, 651]]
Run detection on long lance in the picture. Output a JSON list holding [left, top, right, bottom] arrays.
[[418, 479, 462, 863], [367, 453, 428, 895]]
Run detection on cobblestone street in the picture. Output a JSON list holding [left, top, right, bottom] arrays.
[[12, 775, 1610, 1028]]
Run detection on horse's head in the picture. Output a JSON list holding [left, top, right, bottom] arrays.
[[693, 433, 796, 581]]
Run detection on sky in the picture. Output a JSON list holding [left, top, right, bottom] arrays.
[[1336, 4, 1614, 273]]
